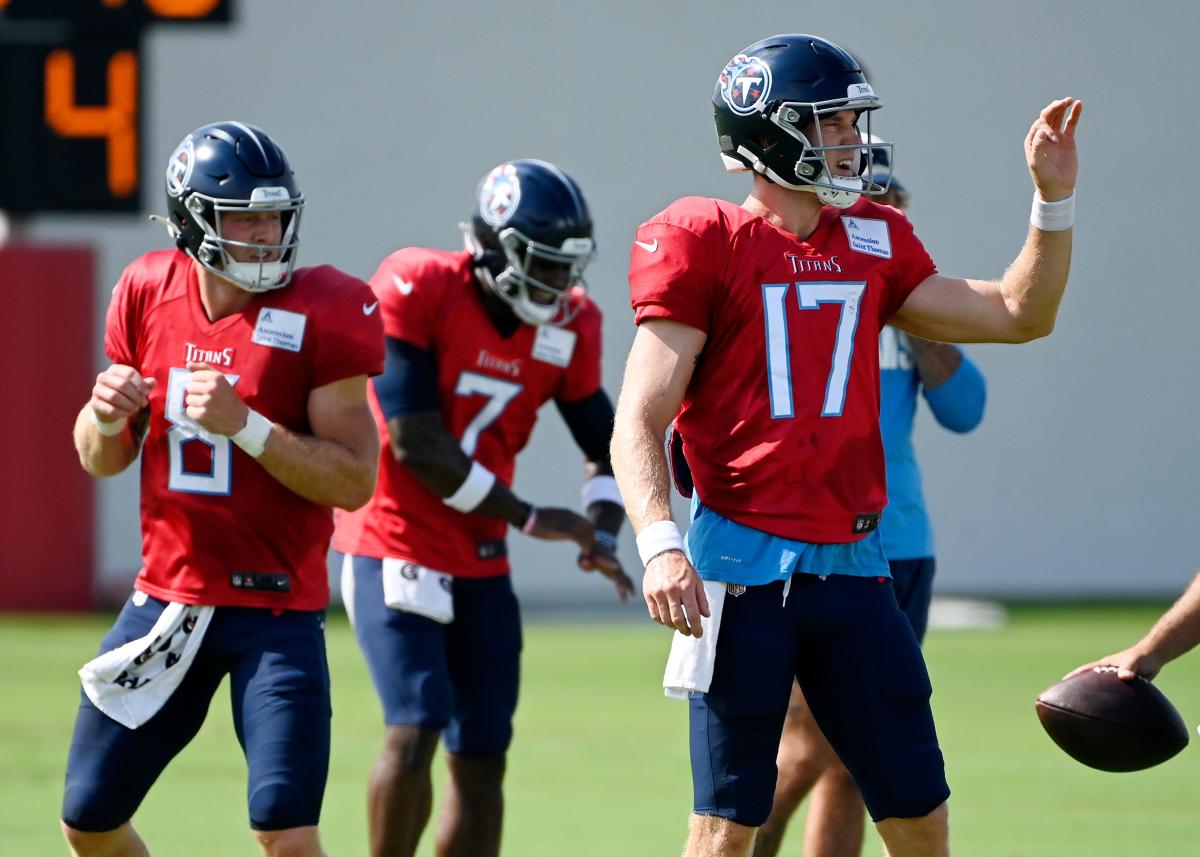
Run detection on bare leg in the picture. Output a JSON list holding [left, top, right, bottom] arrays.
[[803, 763, 865, 857], [752, 684, 840, 857], [61, 821, 150, 857], [686, 813, 758, 857], [253, 825, 326, 857], [875, 802, 949, 857], [367, 725, 440, 857], [435, 752, 506, 857]]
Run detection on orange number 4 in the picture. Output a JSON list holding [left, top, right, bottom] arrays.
[[44, 50, 138, 198]]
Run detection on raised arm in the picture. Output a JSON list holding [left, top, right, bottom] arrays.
[[611, 318, 710, 635], [893, 98, 1082, 344]]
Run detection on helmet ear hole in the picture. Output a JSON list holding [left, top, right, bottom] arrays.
[[479, 249, 505, 279]]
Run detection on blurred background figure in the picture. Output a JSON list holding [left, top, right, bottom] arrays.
[[334, 159, 632, 857]]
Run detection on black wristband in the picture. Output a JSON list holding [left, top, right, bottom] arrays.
[[594, 530, 618, 552]]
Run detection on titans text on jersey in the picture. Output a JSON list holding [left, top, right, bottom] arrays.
[[106, 249, 384, 610]]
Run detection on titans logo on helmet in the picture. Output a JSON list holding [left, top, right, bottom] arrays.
[[479, 163, 521, 227], [166, 138, 194, 198], [718, 54, 772, 116]]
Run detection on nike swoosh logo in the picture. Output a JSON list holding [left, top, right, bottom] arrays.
[[363, 301, 379, 315], [634, 239, 659, 253], [390, 272, 414, 295]]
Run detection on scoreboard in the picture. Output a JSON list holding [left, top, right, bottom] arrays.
[[0, 1, 234, 213]]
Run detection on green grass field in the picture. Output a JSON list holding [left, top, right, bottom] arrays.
[[3, 605, 1198, 856]]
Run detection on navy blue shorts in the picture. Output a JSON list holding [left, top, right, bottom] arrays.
[[690, 574, 948, 826], [62, 593, 331, 832], [343, 555, 522, 757], [890, 556, 936, 643]]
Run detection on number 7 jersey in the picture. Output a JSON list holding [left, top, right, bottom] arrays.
[[332, 248, 603, 577], [629, 196, 937, 543]]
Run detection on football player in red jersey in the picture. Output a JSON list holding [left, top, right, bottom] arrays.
[[334, 159, 633, 857], [611, 34, 1081, 857], [63, 122, 384, 857]]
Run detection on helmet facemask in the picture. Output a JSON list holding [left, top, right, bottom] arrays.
[[186, 187, 304, 292], [465, 225, 595, 326], [762, 96, 892, 209]]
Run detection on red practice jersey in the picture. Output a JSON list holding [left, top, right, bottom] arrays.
[[333, 249, 603, 577], [104, 249, 384, 610], [629, 196, 936, 543]]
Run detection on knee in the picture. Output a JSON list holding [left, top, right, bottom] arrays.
[[248, 781, 322, 834], [875, 801, 949, 856], [60, 821, 127, 857], [61, 821, 93, 856], [447, 752, 507, 801], [252, 825, 321, 857], [380, 725, 440, 779], [820, 759, 860, 796], [689, 813, 756, 852], [775, 726, 837, 795]]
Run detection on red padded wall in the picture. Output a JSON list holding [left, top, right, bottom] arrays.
[[0, 244, 96, 610]]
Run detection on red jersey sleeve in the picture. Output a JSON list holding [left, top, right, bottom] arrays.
[[878, 212, 937, 322], [629, 199, 724, 332], [556, 294, 603, 402], [104, 263, 143, 366], [369, 249, 445, 348], [308, 267, 386, 388]]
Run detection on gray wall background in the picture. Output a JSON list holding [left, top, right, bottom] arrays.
[[18, 0, 1200, 604]]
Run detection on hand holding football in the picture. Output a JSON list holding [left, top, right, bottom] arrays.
[[1035, 667, 1189, 772]]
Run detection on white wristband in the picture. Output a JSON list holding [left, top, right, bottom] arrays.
[[636, 520, 686, 567], [231, 408, 274, 459], [581, 474, 624, 509], [444, 461, 496, 513], [91, 409, 128, 437], [1030, 193, 1075, 231]]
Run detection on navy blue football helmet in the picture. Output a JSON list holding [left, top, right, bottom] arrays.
[[462, 159, 595, 326], [713, 34, 890, 208], [159, 121, 304, 292]]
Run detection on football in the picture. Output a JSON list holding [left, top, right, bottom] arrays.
[[1035, 667, 1190, 772]]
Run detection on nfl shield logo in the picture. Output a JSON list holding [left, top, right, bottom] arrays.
[[479, 163, 521, 226], [727, 583, 747, 597], [718, 54, 772, 116]]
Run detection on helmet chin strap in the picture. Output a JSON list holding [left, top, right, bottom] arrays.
[[811, 175, 863, 209], [737, 145, 863, 209]]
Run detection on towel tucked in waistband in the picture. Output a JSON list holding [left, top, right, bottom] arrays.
[[79, 600, 215, 730]]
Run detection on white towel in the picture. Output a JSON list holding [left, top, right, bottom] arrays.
[[382, 558, 454, 624], [79, 600, 215, 730], [662, 580, 729, 699]]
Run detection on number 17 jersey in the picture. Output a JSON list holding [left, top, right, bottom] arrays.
[[629, 196, 937, 543]]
